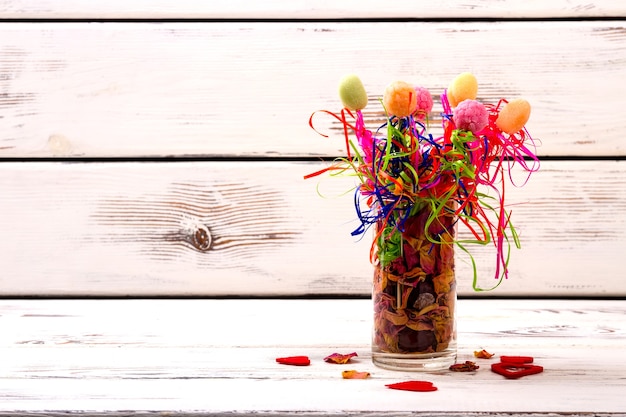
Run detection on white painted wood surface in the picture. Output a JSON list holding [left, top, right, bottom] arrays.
[[0, 21, 625, 157], [1, 160, 625, 297], [0, 0, 623, 19], [0, 299, 623, 415]]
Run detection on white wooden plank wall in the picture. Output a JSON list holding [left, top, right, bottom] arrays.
[[0, 2, 625, 296], [0, 22, 625, 157], [0, 1, 624, 19], [0, 160, 624, 296]]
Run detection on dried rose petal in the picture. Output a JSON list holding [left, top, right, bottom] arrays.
[[276, 356, 310, 366], [324, 352, 358, 364], [342, 370, 370, 379], [386, 380, 437, 392], [474, 349, 495, 359], [449, 361, 479, 372]]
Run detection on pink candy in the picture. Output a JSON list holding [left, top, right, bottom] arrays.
[[453, 99, 488, 134], [414, 86, 433, 120]]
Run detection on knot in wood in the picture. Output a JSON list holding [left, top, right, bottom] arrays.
[[191, 224, 212, 251]]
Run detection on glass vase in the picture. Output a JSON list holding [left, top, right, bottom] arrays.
[[371, 202, 457, 371]]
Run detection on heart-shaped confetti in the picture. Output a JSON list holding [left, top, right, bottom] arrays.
[[386, 380, 438, 392], [491, 362, 543, 379], [275, 356, 311, 366], [500, 355, 534, 364]]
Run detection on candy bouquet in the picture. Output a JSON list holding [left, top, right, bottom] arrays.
[[307, 73, 539, 370]]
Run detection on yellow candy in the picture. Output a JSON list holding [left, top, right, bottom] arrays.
[[338, 74, 368, 110], [496, 98, 531, 134], [447, 72, 478, 108]]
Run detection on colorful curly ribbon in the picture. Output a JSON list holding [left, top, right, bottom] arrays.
[[307, 91, 539, 291]]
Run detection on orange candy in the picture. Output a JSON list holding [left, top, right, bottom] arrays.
[[496, 98, 531, 134], [383, 81, 418, 118]]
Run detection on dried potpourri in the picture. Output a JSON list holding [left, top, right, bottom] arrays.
[[474, 349, 495, 359], [449, 361, 480, 372], [324, 352, 358, 364], [341, 370, 371, 379], [372, 203, 457, 354]]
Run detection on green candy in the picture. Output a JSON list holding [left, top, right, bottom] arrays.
[[338, 74, 368, 110]]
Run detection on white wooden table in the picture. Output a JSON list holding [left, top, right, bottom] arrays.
[[0, 298, 624, 416]]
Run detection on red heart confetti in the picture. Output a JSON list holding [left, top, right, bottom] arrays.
[[491, 362, 543, 379], [500, 355, 534, 364], [324, 352, 358, 364], [386, 380, 438, 392], [275, 356, 311, 366]]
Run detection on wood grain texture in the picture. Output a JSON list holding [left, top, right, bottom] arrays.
[[0, 298, 623, 415], [0, 0, 623, 19], [1, 160, 624, 297], [0, 21, 625, 157]]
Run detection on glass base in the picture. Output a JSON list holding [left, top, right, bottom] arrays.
[[372, 344, 457, 371]]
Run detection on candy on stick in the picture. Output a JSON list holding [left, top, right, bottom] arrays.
[[453, 99, 489, 134], [413, 86, 434, 120], [338, 74, 368, 111], [496, 98, 532, 134], [383, 80, 418, 118], [446, 72, 478, 107]]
